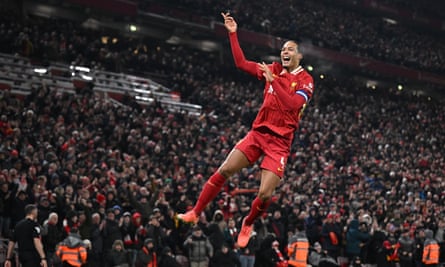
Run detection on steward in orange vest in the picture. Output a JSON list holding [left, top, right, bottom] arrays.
[[287, 229, 309, 267], [422, 229, 440, 267], [56, 228, 87, 267]]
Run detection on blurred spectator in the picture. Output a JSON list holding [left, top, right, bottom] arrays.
[[287, 226, 309, 267], [345, 219, 370, 260], [206, 210, 226, 251], [223, 218, 238, 249], [108, 239, 131, 267], [136, 238, 157, 267], [239, 225, 260, 267], [158, 246, 180, 267], [89, 213, 104, 267], [42, 212, 63, 267], [183, 226, 213, 267], [308, 242, 323, 267], [397, 229, 415, 267], [146, 214, 166, 254], [305, 207, 322, 245], [422, 229, 440, 267], [210, 243, 241, 267], [103, 209, 123, 257], [321, 214, 342, 261], [55, 227, 88, 267]]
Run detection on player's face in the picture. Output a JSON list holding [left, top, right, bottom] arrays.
[[281, 41, 302, 70]]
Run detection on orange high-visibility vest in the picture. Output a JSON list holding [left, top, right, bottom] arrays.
[[287, 237, 309, 267], [56, 244, 87, 267], [422, 242, 440, 265]]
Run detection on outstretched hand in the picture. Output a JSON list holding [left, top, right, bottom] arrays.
[[258, 62, 274, 82], [221, 12, 237, 33]]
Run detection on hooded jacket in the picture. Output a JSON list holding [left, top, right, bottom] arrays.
[[397, 234, 415, 261], [423, 229, 439, 265], [56, 233, 87, 267], [345, 219, 370, 256]]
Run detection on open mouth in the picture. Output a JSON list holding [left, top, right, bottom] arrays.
[[282, 56, 290, 64]]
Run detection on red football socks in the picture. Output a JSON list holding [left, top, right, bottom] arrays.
[[245, 197, 271, 226], [193, 172, 227, 215]]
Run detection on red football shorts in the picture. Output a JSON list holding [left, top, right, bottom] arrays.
[[235, 129, 291, 178]]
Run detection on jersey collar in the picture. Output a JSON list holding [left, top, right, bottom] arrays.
[[280, 65, 303, 75]]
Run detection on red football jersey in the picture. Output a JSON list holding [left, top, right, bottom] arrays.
[[229, 32, 314, 140]]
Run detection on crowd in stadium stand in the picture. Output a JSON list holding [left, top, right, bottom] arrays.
[[1, 9, 445, 267], [146, 0, 445, 74], [373, 0, 445, 19]]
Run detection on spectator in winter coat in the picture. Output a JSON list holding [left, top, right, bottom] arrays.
[[308, 242, 323, 267], [345, 219, 370, 260], [42, 212, 63, 267], [108, 239, 131, 267], [211, 243, 241, 267], [397, 229, 415, 267], [183, 226, 213, 267], [132, 212, 147, 250], [56, 228, 88, 267], [223, 218, 238, 249], [89, 213, 104, 267], [136, 238, 158, 267], [158, 246, 180, 267], [146, 215, 166, 254], [305, 207, 322, 245], [120, 212, 137, 266], [254, 234, 278, 267], [239, 227, 260, 267], [103, 208, 123, 257], [321, 214, 342, 260], [422, 229, 440, 267], [206, 210, 226, 251]]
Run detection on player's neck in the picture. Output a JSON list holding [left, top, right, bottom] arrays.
[[284, 65, 300, 73]]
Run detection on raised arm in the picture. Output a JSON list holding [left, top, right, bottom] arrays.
[[222, 13, 261, 78]]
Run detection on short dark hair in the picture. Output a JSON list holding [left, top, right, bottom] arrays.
[[25, 204, 37, 215]]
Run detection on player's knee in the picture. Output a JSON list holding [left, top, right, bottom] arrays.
[[218, 165, 235, 178], [258, 190, 272, 202]]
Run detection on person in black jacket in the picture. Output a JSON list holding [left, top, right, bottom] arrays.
[[89, 213, 104, 267], [108, 239, 131, 267], [397, 229, 415, 267], [103, 208, 123, 258], [158, 246, 180, 267], [254, 234, 277, 267], [136, 238, 157, 267], [146, 215, 166, 254], [210, 243, 241, 267], [42, 212, 63, 267]]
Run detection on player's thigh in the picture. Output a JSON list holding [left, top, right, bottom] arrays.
[[218, 149, 251, 178], [261, 136, 290, 178], [258, 169, 281, 201], [219, 133, 262, 177]]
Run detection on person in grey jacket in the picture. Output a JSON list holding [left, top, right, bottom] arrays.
[[183, 226, 213, 267]]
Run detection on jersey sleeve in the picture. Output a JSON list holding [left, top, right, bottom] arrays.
[[229, 32, 263, 80], [295, 74, 314, 104], [270, 72, 314, 110], [32, 222, 41, 238]]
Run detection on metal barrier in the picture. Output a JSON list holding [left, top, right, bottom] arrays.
[[0, 53, 202, 116]]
